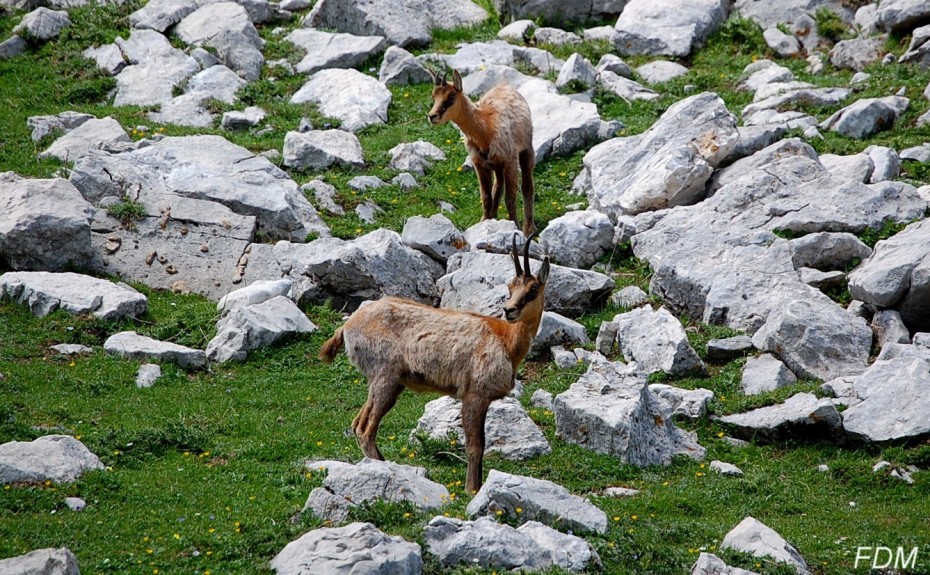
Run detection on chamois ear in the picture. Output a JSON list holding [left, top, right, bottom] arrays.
[[511, 233, 523, 276], [536, 257, 550, 286], [452, 69, 463, 92]]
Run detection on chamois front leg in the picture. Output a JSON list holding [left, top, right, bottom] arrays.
[[519, 149, 536, 236], [353, 380, 403, 461], [461, 392, 491, 493], [475, 162, 495, 221]]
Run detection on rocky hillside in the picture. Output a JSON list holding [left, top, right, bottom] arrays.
[[2, 0, 930, 573]]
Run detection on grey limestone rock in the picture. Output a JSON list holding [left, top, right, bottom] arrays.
[[710, 460, 744, 476], [872, 309, 910, 347], [636, 60, 689, 84], [497, 19, 535, 41], [717, 393, 842, 442], [865, 145, 901, 183], [0, 435, 103, 484], [830, 35, 886, 71], [534, 27, 581, 46], [217, 278, 292, 317], [554, 362, 706, 465], [0, 548, 81, 575], [649, 383, 714, 419], [0, 271, 147, 321], [13, 7, 70, 42], [493, 0, 626, 23], [291, 68, 391, 132], [763, 28, 801, 57], [346, 176, 387, 192], [876, 0, 930, 34], [412, 396, 550, 461], [280, 229, 445, 310], [388, 141, 445, 175], [539, 210, 613, 269], [27, 111, 95, 142], [283, 130, 365, 170], [798, 267, 845, 290], [706, 336, 753, 361], [136, 363, 161, 388], [104, 331, 207, 369], [740, 353, 797, 395], [610, 285, 649, 309], [533, 311, 590, 354], [821, 96, 909, 139], [721, 517, 810, 575], [596, 54, 633, 78], [206, 29, 264, 82], [817, 153, 874, 183], [129, 0, 200, 32], [221, 106, 266, 130], [842, 353, 930, 442], [51, 344, 92, 355], [113, 30, 200, 107], [401, 214, 468, 264], [64, 497, 86, 511], [580, 92, 738, 219], [271, 522, 422, 575], [304, 0, 487, 48], [427, 40, 515, 74], [39, 117, 131, 162], [901, 144, 930, 163], [0, 35, 27, 60], [0, 175, 95, 272], [467, 470, 607, 534], [206, 295, 316, 363], [614, 306, 705, 377], [424, 515, 599, 572], [174, 2, 262, 49], [83, 43, 127, 76], [379, 45, 432, 85], [733, 0, 854, 30], [438, 250, 613, 318], [513, 46, 564, 75], [301, 459, 447, 523], [596, 71, 660, 102], [612, 0, 729, 57], [691, 552, 760, 575], [556, 53, 596, 90], [285, 28, 385, 75]]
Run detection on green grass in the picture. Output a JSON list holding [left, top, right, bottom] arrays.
[[2, 4, 930, 575]]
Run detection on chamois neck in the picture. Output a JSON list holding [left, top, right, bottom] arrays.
[[453, 98, 491, 148], [507, 305, 544, 367]]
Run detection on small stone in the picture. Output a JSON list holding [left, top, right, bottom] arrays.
[[531, 389, 553, 410], [817, 464, 830, 472], [603, 486, 639, 497], [136, 363, 161, 388], [64, 496, 87, 511], [551, 345, 577, 369], [611, 285, 649, 308], [710, 460, 743, 476]]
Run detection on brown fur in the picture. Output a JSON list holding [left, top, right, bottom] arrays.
[[318, 237, 549, 492], [428, 69, 536, 236]]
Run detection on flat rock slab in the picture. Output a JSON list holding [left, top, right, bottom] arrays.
[[717, 393, 842, 442], [578, 92, 738, 219], [285, 29, 385, 75], [412, 396, 550, 461], [130, 0, 201, 32], [842, 354, 930, 442], [291, 68, 391, 132], [613, 306, 705, 376], [0, 548, 80, 575], [174, 2, 262, 49], [271, 522, 423, 575], [0, 435, 103, 484], [104, 331, 207, 369], [206, 295, 316, 363], [467, 470, 608, 534], [438, 250, 613, 318], [424, 516, 600, 572], [0, 174, 95, 272], [304, 0, 487, 48], [612, 0, 729, 57], [721, 516, 810, 574], [554, 362, 706, 465], [0, 271, 147, 321], [277, 229, 443, 310], [39, 117, 130, 162], [301, 459, 448, 523]]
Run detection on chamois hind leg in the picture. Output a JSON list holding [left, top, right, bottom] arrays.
[[461, 392, 491, 493], [490, 165, 506, 218], [475, 163, 495, 221], [353, 379, 403, 461], [502, 163, 520, 229], [519, 149, 536, 236]]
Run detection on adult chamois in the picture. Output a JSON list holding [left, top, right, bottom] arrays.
[[319, 235, 549, 493], [427, 68, 537, 236]]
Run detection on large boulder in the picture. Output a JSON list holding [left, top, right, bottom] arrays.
[[467, 470, 608, 534], [612, 0, 729, 57], [301, 459, 448, 523], [0, 435, 103, 484], [438, 251, 613, 317], [303, 0, 487, 48], [849, 219, 930, 332], [538, 210, 613, 269], [291, 69, 392, 133], [613, 306, 705, 376], [0, 271, 147, 321], [285, 29, 386, 75], [577, 92, 738, 220], [876, 0, 930, 34], [842, 353, 930, 442], [271, 522, 422, 575], [277, 229, 445, 310], [553, 362, 706, 465], [424, 516, 599, 572], [412, 396, 550, 460], [0, 548, 80, 575], [0, 173, 95, 272]]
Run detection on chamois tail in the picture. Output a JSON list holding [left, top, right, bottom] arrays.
[[319, 327, 345, 363]]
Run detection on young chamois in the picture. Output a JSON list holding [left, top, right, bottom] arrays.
[[427, 69, 537, 236], [319, 235, 550, 493]]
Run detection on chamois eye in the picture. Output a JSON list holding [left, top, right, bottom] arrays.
[[444, 94, 455, 106]]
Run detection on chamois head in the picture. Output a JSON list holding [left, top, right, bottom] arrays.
[[503, 233, 549, 323], [427, 68, 464, 126]]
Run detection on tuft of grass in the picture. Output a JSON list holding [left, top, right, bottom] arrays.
[[814, 7, 848, 43], [105, 196, 147, 229]]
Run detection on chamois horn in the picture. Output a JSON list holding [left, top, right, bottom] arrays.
[[511, 233, 523, 277], [524, 232, 538, 277]]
